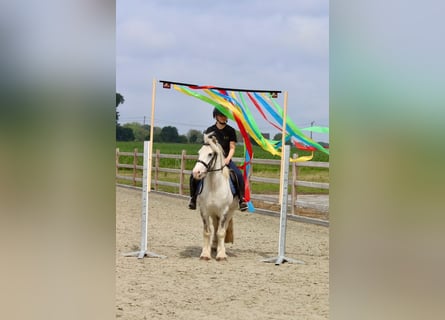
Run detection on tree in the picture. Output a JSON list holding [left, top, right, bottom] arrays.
[[273, 133, 282, 141], [187, 129, 203, 144], [116, 93, 125, 124], [177, 135, 188, 143], [116, 93, 125, 107], [160, 126, 180, 142], [272, 133, 291, 145], [115, 92, 135, 141], [318, 141, 329, 148], [123, 122, 150, 141], [152, 126, 163, 142], [235, 130, 243, 144], [116, 126, 134, 141]]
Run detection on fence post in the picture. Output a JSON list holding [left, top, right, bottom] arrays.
[[132, 148, 138, 186], [179, 150, 186, 195], [155, 149, 160, 191], [115, 148, 120, 176], [291, 153, 298, 214]]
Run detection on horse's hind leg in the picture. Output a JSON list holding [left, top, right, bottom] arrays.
[[215, 213, 231, 261], [225, 218, 234, 244], [200, 213, 212, 261]]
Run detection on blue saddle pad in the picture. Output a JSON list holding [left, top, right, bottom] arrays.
[[229, 178, 236, 196], [198, 178, 237, 196]]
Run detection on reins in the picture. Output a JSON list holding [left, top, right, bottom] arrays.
[[197, 143, 226, 172]]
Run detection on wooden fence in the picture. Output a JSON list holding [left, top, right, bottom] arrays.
[[116, 148, 329, 216]]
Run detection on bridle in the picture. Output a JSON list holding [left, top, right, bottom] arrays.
[[196, 143, 225, 172]]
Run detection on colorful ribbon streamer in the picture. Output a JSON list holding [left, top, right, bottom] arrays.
[[172, 83, 329, 209], [301, 126, 330, 134], [173, 84, 329, 155]]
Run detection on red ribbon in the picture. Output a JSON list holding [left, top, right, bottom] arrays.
[[232, 112, 253, 202], [246, 92, 283, 132]]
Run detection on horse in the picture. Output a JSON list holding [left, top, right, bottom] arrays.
[[192, 133, 238, 261]]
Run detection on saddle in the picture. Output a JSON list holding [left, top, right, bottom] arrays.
[[197, 170, 241, 199]]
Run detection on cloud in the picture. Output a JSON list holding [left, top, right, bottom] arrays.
[[117, 0, 329, 141], [118, 20, 175, 58], [283, 15, 329, 59]]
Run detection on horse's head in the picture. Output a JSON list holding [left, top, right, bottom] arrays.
[[192, 132, 225, 180]]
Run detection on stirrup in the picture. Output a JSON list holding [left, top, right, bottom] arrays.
[[239, 200, 248, 212]]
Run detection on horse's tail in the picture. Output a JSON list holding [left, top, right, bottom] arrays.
[[225, 218, 234, 243]]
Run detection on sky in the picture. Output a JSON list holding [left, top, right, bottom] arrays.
[[116, 0, 329, 142]]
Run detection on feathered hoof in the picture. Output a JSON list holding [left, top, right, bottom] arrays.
[[200, 256, 211, 261], [216, 257, 227, 262]]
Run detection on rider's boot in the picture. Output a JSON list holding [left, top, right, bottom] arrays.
[[188, 196, 197, 210], [188, 176, 198, 210], [239, 198, 248, 211], [230, 169, 248, 212], [238, 189, 248, 212]]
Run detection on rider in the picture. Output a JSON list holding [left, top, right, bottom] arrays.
[[188, 107, 248, 211]]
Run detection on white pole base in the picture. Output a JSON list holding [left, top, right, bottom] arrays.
[[123, 250, 167, 260], [261, 255, 305, 265]]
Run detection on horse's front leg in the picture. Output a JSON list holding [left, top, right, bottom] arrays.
[[211, 216, 219, 250], [200, 211, 212, 261], [215, 212, 231, 261]]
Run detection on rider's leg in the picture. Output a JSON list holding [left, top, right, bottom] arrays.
[[228, 161, 248, 211], [188, 174, 199, 210]]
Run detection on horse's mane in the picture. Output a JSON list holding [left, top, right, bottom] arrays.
[[204, 132, 230, 178]]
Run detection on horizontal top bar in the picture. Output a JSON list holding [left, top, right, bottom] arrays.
[[159, 80, 282, 94]]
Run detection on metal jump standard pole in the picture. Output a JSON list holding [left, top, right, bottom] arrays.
[[123, 141, 166, 259]]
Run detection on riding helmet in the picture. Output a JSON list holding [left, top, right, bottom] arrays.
[[212, 108, 226, 118]]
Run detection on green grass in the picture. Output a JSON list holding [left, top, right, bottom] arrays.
[[116, 141, 329, 195], [116, 141, 329, 161]]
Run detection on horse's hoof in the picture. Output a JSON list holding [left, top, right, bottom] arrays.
[[200, 256, 211, 261], [216, 257, 227, 262]]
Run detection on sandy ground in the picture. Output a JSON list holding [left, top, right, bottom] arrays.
[[116, 186, 329, 320]]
